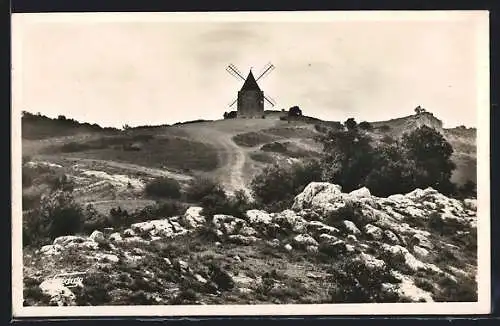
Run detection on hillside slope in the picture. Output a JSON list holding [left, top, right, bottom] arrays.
[[23, 182, 477, 306], [21, 111, 476, 210]]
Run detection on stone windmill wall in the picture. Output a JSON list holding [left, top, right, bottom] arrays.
[[237, 71, 264, 118]]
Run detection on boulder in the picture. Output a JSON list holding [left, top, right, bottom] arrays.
[[39, 278, 76, 306], [89, 230, 106, 244], [346, 234, 358, 243], [95, 253, 119, 263], [246, 209, 273, 225], [342, 220, 361, 235], [383, 230, 400, 245], [131, 219, 175, 238], [358, 253, 386, 269], [348, 187, 371, 199], [183, 206, 206, 229], [274, 209, 307, 232], [293, 234, 319, 247], [411, 233, 434, 250], [291, 182, 342, 211], [228, 235, 258, 245], [39, 244, 63, 256], [239, 226, 258, 237], [463, 199, 477, 211], [318, 233, 338, 244], [413, 246, 429, 259], [53, 236, 98, 250], [284, 244, 293, 251], [364, 224, 383, 240], [123, 229, 136, 237], [306, 245, 319, 254], [53, 235, 87, 247], [306, 221, 340, 236]]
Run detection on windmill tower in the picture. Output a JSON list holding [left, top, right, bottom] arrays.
[[226, 63, 276, 118]]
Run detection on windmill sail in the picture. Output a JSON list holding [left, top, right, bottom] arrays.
[[256, 63, 275, 81]]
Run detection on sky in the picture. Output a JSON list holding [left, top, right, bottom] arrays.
[[12, 12, 488, 128]]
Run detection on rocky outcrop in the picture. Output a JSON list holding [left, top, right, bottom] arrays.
[[27, 182, 477, 305]]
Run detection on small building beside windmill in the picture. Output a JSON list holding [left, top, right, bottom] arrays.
[[237, 70, 265, 118]]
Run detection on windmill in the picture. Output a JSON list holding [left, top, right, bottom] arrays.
[[225, 62, 276, 118]]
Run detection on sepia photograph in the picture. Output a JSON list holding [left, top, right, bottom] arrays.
[[11, 11, 490, 317]]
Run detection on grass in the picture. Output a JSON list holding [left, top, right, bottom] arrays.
[[249, 152, 275, 164], [232, 132, 278, 147], [43, 135, 219, 172]]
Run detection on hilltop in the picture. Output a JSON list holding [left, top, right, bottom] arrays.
[[22, 109, 476, 204]]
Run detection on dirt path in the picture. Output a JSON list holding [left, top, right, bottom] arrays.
[[188, 127, 251, 198]]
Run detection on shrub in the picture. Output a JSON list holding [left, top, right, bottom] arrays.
[[288, 106, 302, 117], [23, 191, 84, 247], [223, 111, 237, 119], [144, 177, 181, 199], [185, 177, 221, 202], [328, 259, 401, 303], [251, 160, 322, 212], [200, 187, 252, 219], [260, 142, 287, 153], [358, 121, 373, 131], [344, 118, 357, 131], [47, 174, 75, 192], [378, 125, 391, 132], [74, 273, 112, 306]]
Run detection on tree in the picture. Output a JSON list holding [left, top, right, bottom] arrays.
[[251, 160, 322, 212], [401, 126, 456, 194], [288, 106, 302, 117], [319, 128, 375, 192], [344, 118, 357, 131]]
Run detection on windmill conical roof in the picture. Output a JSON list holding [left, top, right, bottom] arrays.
[[240, 70, 261, 91]]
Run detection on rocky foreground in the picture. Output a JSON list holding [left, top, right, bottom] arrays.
[[23, 182, 478, 306]]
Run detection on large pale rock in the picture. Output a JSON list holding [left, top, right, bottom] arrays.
[[293, 234, 319, 247], [292, 182, 342, 211], [239, 226, 258, 237], [213, 214, 246, 235], [89, 230, 106, 244], [413, 246, 429, 259], [306, 221, 340, 236], [274, 209, 307, 233], [39, 278, 76, 306], [318, 233, 338, 244], [348, 187, 371, 199], [228, 234, 259, 245], [53, 236, 99, 250], [364, 224, 383, 240], [183, 206, 206, 229], [464, 199, 477, 211], [39, 244, 64, 256], [359, 253, 386, 269], [131, 219, 176, 238], [53, 235, 87, 247], [95, 253, 120, 263], [380, 244, 427, 272], [246, 209, 273, 225], [342, 220, 361, 235]]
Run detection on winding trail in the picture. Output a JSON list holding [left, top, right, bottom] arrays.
[[187, 127, 251, 198]]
